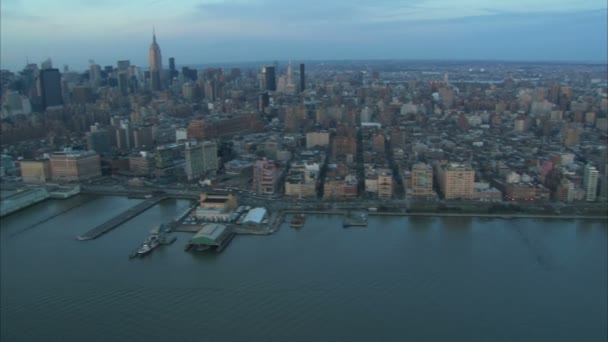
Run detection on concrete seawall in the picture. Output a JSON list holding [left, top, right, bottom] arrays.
[[282, 209, 607, 220]]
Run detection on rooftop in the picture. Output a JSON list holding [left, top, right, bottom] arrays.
[[191, 224, 227, 245], [242, 207, 267, 225]]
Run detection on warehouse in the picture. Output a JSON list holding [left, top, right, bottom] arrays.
[[242, 207, 267, 225]]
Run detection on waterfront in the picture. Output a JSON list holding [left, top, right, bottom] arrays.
[[1, 195, 607, 342]]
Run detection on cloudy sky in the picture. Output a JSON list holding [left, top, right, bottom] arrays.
[[1, 0, 606, 71]]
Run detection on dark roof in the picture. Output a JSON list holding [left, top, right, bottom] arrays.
[[203, 198, 229, 203]]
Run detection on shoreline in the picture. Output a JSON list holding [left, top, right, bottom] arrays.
[[282, 209, 608, 220]]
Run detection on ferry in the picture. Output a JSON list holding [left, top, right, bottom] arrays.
[[290, 214, 306, 228], [343, 212, 368, 228]]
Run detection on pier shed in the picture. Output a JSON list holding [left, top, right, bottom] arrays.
[[242, 207, 267, 225], [191, 224, 229, 246], [186, 223, 235, 252]]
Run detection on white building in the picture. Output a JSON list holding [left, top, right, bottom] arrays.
[[584, 164, 599, 202], [242, 207, 267, 225]]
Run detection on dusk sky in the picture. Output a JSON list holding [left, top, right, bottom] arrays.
[[1, 0, 607, 71]]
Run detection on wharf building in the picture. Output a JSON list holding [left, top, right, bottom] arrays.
[[194, 193, 238, 222], [49, 150, 101, 182], [436, 163, 475, 200], [20, 159, 51, 183], [187, 223, 231, 251]]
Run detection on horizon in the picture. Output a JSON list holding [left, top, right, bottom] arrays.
[[2, 57, 608, 74], [1, 0, 607, 71]]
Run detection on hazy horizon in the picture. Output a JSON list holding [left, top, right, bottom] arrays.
[[1, 0, 607, 71]]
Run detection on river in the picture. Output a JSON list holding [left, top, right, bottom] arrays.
[[1, 195, 606, 342]]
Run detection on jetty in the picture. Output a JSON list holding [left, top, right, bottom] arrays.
[[77, 196, 166, 240]]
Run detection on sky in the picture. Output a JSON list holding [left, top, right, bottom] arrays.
[[1, 0, 607, 71]]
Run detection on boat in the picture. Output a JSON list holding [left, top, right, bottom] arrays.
[[343, 212, 368, 228], [290, 214, 306, 228], [137, 243, 152, 255], [136, 235, 160, 256]]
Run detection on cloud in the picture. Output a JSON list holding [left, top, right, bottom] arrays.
[[0, 0, 606, 70], [193, 0, 607, 25]]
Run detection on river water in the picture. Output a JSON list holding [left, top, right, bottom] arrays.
[[1, 195, 606, 342]]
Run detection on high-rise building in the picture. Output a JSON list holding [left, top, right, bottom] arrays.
[[41, 58, 53, 70], [262, 66, 276, 91], [201, 141, 218, 174], [600, 169, 608, 202], [133, 126, 154, 149], [118, 72, 129, 96], [253, 158, 280, 194], [584, 164, 599, 202], [286, 61, 293, 87], [377, 169, 393, 199], [149, 29, 163, 91], [117, 60, 130, 72], [86, 129, 112, 154], [89, 64, 101, 88], [40, 68, 63, 109], [411, 163, 435, 199], [437, 163, 475, 200], [299, 63, 305, 91], [72, 86, 94, 104], [184, 141, 218, 180], [168, 57, 176, 83], [258, 92, 269, 112], [185, 143, 205, 181]]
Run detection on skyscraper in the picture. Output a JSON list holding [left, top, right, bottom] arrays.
[[149, 28, 163, 91], [118, 72, 129, 96], [286, 61, 293, 87], [40, 68, 63, 109], [89, 64, 101, 88], [169, 57, 176, 83], [584, 164, 599, 202], [117, 60, 130, 72], [262, 66, 276, 91], [299, 63, 305, 91]]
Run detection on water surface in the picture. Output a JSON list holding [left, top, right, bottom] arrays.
[[1, 195, 606, 341]]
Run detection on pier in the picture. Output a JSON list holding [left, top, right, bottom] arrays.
[[77, 196, 167, 240]]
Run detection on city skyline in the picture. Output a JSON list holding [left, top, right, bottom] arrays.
[[1, 0, 607, 71]]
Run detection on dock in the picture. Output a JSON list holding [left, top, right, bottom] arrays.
[[77, 196, 166, 240]]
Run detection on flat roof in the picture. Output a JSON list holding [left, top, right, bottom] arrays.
[[203, 198, 229, 203]]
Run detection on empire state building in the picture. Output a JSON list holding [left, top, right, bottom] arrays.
[[149, 29, 162, 91]]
